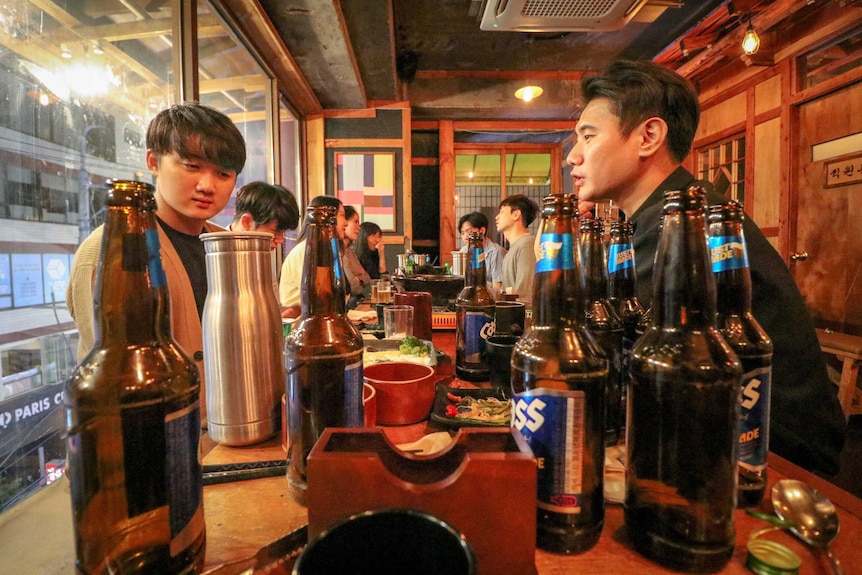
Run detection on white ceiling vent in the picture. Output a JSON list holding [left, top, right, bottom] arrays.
[[479, 0, 673, 32]]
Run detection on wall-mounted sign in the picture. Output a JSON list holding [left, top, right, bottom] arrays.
[[11, 254, 44, 307], [825, 153, 862, 188]]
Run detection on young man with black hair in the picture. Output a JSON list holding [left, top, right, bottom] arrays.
[[229, 181, 299, 250], [566, 60, 845, 475], [458, 211, 506, 290], [67, 102, 247, 424], [496, 194, 539, 303]]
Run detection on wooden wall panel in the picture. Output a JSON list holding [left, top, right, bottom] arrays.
[[753, 117, 781, 229], [754, 76, 781, 116], [306, 115, 325, 201], [696, 92, 747, 140]]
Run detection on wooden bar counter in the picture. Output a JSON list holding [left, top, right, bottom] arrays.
[[2, 331, 860, 574], [195, 331, 862, 575]]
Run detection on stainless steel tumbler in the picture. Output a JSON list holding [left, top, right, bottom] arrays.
[[201, 231, 284, 445]]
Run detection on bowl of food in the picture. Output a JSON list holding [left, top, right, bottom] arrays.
[[392, 274, 464, 307], [364, 362, 437, 425]]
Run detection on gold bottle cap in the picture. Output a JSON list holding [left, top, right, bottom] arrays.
[[746, 527, 802, 575]]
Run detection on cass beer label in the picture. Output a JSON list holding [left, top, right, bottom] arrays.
[[739, 366, 771, 471], [512, 388, 586, 513], [536, 233, 575, 273], [343, 359, 364, 427], [709, 235, 749, 272], [607, 243, 635, 274], [121, 400, 202, 544], [464, 311, 494, 361]]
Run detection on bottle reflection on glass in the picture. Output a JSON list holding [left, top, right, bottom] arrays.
[[65, 180, 205, 574], [708, 202, 773, 508], [511, 194, 608, 555], [285, 205, 364, 506], [626, 187, 742, 573]]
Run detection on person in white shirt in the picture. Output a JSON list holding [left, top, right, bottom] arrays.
[[278, 196, 347, 318]]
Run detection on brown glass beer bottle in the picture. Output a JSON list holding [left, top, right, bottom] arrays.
[[65, 180, 205, 574], [455, 231, 495, 381], [626, 187, 742, 572], [285, 205, 364, 505], [708, 202, 773, 508], [510, 194, 608, 554]]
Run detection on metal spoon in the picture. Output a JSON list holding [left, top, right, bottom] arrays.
[[771, 479, 844, 575]]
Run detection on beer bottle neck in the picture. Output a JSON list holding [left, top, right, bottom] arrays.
[[532, 215, 580, 327], [710, 220, 753, 315], [653, 209, 716, 330], [466, 239, 487, 287], [607, 233, 638, 300], [580, 226, 607, 301], [94, 205, 167, 346], [300, 216, 344, 317]]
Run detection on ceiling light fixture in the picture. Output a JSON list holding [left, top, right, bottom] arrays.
[[741, 17, 761, 56], [60, 44, 72, 59], [515, 85, 543, 102]]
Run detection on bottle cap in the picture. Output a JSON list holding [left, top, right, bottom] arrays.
[[745, 526, 802, 575]]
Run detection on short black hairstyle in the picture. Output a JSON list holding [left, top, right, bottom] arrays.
[[580, 60, 700, 163], [500, 194, 539, 227], [458, 211, 488, 233], [297, 195, 343, 241], [146, 101, 246, 173], [232, 181, 299, 232]]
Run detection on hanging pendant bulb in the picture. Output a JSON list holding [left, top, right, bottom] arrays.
[[742, 21, 760, 55]]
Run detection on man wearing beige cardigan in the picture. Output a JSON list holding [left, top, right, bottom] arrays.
[[66, 103, 247, 426]]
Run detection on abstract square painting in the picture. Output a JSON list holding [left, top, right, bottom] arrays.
[[335, 152, 396, 231]]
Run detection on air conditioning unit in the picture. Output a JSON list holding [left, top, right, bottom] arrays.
[[479, 0, 673, 32]]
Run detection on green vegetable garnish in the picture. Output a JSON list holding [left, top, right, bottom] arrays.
[[399, 336, 431, 356]]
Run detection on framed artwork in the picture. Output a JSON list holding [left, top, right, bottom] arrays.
[[335, 151, 397, 231]]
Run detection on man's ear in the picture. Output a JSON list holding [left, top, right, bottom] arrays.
[[145, 149, 159, 175], [638, 117, 668, 158], [239, 212, 256, 231]]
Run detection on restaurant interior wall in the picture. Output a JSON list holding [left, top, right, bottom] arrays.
[[0, 0, 302, 513], [691, 13, 862, 339]]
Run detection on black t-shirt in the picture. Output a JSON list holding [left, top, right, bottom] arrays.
[[157, 216, 208, 319], [627, 166, 846, 475]]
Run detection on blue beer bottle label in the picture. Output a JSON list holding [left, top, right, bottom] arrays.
[[471, 249, 486, 269], [512, 388, 586, 513], [145, 229, 167, 288], [536, 233, 575, 273], [739, 366, 771, 471], [607, 243, 635, 274], [464, 311, 494, 362], [709, 235, 749, 273], [331, 238, 345, 281], [343, 359, 364, 427]]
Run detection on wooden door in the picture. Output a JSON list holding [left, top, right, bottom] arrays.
[[794, 81, 862, 335]]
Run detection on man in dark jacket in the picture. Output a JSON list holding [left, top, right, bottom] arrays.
[[567, 60, 845, 475]]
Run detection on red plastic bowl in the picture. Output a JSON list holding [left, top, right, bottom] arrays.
[[364, 362, 437, 425]]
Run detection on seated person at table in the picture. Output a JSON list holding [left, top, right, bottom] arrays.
[[459, 211, 506, 290], [342, 205, 372, 309], [567, 59, 845, 475], [67, 102, 247, 425], [228, 181, 300, 250], [355, 221, 387, 280], [278, 196, 347, 318], [496, 194, 538, 304]]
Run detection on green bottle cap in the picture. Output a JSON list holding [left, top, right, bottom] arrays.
[[746, 527, 802, 575]]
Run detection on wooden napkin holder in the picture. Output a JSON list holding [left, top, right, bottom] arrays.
[[307, 427, 538, 575]]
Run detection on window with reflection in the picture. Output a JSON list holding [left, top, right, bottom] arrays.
[[0, 0, 174, 512]]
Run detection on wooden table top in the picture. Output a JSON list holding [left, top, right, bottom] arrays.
[[199, 330, 862, 575]]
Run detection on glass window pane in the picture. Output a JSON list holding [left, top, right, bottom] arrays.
[[198, 0, 271, 228], [0, 0, 173, 512]]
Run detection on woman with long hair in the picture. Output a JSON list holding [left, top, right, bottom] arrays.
[[342, 206, 371, 308], [355, 221, 386, 280]]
